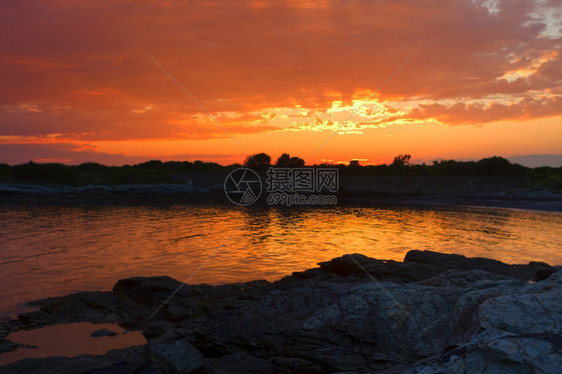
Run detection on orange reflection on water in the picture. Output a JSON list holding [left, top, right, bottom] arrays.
[[0, 204, 560, 317]]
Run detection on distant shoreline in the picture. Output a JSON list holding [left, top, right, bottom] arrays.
[[1, 180, 561, 212]]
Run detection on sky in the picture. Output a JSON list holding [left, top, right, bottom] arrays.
[[1, 0, 561, 167]]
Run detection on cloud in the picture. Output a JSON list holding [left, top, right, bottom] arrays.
[[407, 95, 562, 125], [508, 153, 562, 168], [0, 0, 561, 163], [0, 143, 239, 166]]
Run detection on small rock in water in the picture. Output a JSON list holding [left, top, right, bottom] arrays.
[[91, 328, 117, 338], [0, 339, 25, 353]]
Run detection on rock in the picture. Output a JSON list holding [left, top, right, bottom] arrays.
[[19, 292, 113, 328], [536, 267, 558, 281], [0, 320, 18, 340], [205, 352, 275, 374], [4, 252, 561, 373], [268, 356, 324, 373], [80, 292, 118, 313], [403, 270, 562, 373], [0, 346, 148, 374], [111, 276, 195, 327], [0, 339, 23, 354], [317, 253, 440, 283], [314, 248, 555, 284], [0, 356, 111, 374], [185, 264, 561, 372], [546, 269, 562, 283], [189, 280, 457, 372], [16, 312, 49, 328], [149, 327, 189, 345], [406, 331, 562, 374], [91, 328, 117, 337], [478, 284, 562, 334], [163, 305, 193, 322], [112, 276, 192, 305], [85, 361, 145, 374], [102, 314, 119, 323], [404, 250, 555, 281], [148, 339, 205, 374], [142, 320, 175, 341], [414, 269, 516, 287]]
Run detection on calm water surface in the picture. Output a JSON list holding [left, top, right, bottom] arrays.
[[0, 203, 561, 316]]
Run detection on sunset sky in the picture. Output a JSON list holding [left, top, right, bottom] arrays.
[[1, 0, 561, 167]]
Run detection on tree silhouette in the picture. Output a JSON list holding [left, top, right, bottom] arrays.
[[244, 153, 271, 171], [275, 153, 305, 167], [275, 153, 291, 167], [392, 154, 411, 167], [289, 156, 305, 167]]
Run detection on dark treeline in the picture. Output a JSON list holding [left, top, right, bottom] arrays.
[[0, 160, 236, 187], [0, 153, 560, 191]]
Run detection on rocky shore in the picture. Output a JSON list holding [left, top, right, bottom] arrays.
[[0, 250, 561, 373], [2, 181, 561, 213]]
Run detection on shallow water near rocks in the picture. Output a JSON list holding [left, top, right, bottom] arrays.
[[0, 322, 146, 366]]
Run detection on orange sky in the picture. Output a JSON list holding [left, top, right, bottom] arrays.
[[1, 0, 561, 166]]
